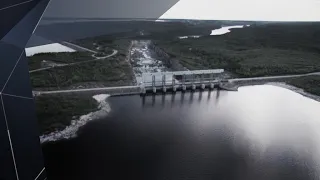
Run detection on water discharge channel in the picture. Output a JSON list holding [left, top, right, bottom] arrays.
[[130, 40, 178, 85]]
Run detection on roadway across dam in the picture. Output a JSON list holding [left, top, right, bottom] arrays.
[[34, 69, 243, 96]]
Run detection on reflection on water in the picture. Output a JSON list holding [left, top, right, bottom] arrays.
[[198, 91, 203, 102], [171, 93, 176, 105], [142, 90, 221, 109], [43, 85, 320, 180]]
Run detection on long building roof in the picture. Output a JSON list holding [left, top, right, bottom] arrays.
[[142, 69, 224, 77]]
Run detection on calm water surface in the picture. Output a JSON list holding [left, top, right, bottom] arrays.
[[43, 85, 320, 180]]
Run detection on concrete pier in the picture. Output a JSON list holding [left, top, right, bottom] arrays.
[[141, 87, 146, 94], [191, 84, 196, 91], [182, 85, 187, 91], [162, 86, 167, 93], [172, 86, 177, 92], [201, 84, 205, 90]]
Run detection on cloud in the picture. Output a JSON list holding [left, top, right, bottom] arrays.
[[159, 0, 320, 21], [43, 0, 179, 19]]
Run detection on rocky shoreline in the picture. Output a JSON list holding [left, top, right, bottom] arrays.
[[40, 94, 111, 143]]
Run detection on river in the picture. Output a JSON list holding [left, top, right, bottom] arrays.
[[42, 85, 320, 180], [130, 40, 178, 85]]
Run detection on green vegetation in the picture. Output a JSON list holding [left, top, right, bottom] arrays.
[[30, 54, 134, 90], [35, 94, 98, 135], [73, 20, 221, 41], [28, 35, 135, 90], [287, 76, 320, 96], [154, 23, 320, 77], [75, 38, 131, 54], [28, 52, 93, 70], [30, 21, 320, 137], [30, 38, 134, 135]]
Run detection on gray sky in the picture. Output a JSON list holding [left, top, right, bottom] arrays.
[[43, 0, 180, 19], [44, 0, 320, 21], [159, 0, 320, 21]]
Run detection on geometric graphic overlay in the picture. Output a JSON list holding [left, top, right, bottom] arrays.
[[43, 0, 180, 19], [0, 0, 39, 40], [2, 94, 45, 180], [1, 0, 49, 49], [0, 0, 50, 179], [2, 54, 34, 98], [0, 97, 17, 180], [28, 0, 180, 47], [0, 42, 24, 90]]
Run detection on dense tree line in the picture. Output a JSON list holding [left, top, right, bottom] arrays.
[[287, 76, 320, 96], [35, 94, 98, 134], [154, 23, 320, 77], [30, 54, 134, 90]]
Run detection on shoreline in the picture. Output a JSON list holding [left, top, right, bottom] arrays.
[[40, 94, 111, 143], [38, 81, 320, 143], [234, 80, 320, 102], [266, 82, 320, 102]]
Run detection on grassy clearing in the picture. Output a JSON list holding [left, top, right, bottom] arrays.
[[29, 37, 135, 90], [28, 52, 93, 70], [30, 54, 134, 90]]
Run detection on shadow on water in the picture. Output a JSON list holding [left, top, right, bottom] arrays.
[[171, 93, 176, 107], [207, 90, 212, 101], [42, 92, 318, 180], [141, 91, 216, 108], [180, 92, 185, 106], [142, 96, 146, 107], [198, 91, 203, 102], [189, 92, 194, 106], [215, 89, 221, 105], [152, 95, 156, 107], [161, 94, 166, 108]]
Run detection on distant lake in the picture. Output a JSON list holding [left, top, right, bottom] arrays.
[[177, 25, 249, 39], [43, 85, 320, 180], [210, 25, 249, 35]]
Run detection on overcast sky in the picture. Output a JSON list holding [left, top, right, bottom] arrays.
[[43, 0, 179, 19], [160, 0, 320, 21], [43, 0, 320, 21]]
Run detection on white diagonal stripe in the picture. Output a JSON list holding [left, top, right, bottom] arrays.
[[1, 51, 25, 93], [0, 95, 9, 129], [0, 0, 35, 11], [2, 93, 33, 100], [7, 130, 20, 180], [32, 0, 52, 34], [34, 167, 45, 180], [1, 95, 20, 180]]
